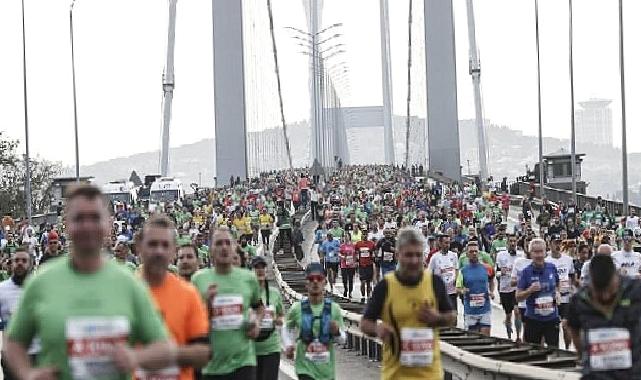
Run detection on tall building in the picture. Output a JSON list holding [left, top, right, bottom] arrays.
[[575, 99, 613, 147]]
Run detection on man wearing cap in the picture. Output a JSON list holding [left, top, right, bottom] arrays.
[[38, 231, 63, 266], [250, 256, 284, 380], [284, 263, 345, 380], [611, 229, 641, 279]]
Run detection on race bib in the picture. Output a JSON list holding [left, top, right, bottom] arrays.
[[470, 293, 486, 308], [66, 316, 130, 380], [135, 367, 180, 380], [441, 268, 455, 294], [383, 251, 394, 262], [534, 296, 554, 316], [260, 306, 275, 330], [212, 295, 244, 330], [345, 255, 355, 267], [588, 328, 631, 371], [359, 248, 370, 258], [305, 340, 330, 363], [400, 328, 434, 367], [559, 279, 571, 294]]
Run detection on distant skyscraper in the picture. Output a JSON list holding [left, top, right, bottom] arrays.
[[575, 99, 613, 147]]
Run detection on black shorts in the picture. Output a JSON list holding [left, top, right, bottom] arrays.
[[326, 262, 339, 274], [558, 303, 569, 320], [499, 291, 516, 314], [449, 293, 458, 311], [359, 265, 374, 281], [518, 307, 527, 323]]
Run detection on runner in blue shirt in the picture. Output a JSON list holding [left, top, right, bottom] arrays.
[[319, 233, 341, 293], [516, 238, 561, 347], [456, 241, 494, 336]]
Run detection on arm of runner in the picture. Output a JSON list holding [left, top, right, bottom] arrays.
[[284, 302, 301, 359], [361, 280, 394, 342], [175, 287, 211, 368], [567, 298, 582, 358]]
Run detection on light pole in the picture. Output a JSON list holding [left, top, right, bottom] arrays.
[[535, 0, 545, 198], [21, 0, 32, 225], [568, 0, 577, 205], [618, 0, 628, 213], [70, 0, 80, 181]]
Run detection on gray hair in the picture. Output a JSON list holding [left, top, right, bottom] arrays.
[[596, 244, 613, 255], [529, 238, 546, 252], [396, 227, 425, 252]]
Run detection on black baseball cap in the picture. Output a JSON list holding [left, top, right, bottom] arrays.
[[305, 263, 326, 277], [250, 256, 267, 268]]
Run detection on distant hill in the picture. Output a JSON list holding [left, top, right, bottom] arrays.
[[65, 117, 639, 203]]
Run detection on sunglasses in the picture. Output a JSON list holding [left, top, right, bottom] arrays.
[[49, 241, 59, 245], [306, 274, 325, 283]]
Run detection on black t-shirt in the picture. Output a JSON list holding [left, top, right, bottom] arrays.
[[363, 272, 453, 321], [568, 278, 641, 378]]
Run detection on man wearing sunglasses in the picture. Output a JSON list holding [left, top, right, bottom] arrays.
[[38, 231, 63, 266], [284, 263, 345, 380], [0, 246, 34, 380]]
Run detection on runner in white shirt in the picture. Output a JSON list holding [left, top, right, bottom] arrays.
[[428, 235, 460, 320], [0, 248, 38, 380], [612, 230, 641, 279], [625, 211, 639, 230], [511, 252, 532, 344], [581, 244, 614, 286], [545, 236, 575, 350], [496, 235, 524, 341]]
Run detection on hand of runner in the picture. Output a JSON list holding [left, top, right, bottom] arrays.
[[489, 292, 495, 300], [207, 283, 218, 304], [417, 302, 441, 326], [528, 281, 541, 293], [25, 367, 59, 380], [375, 321, 395, 344], [285, 345, 295, 359], [246, 321, 260, 339], [110, 343, 138, 374], [330, 320, 340, 336]]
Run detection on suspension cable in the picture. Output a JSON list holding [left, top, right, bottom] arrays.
[[266, 0, 294, 170], [404, 0, 413, 168]]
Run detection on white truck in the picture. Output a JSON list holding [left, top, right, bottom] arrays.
[[102, 181, 138, 206], [150, 177, 184, 203]]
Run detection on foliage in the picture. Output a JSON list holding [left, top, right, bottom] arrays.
[[0, 131, 62, 219]]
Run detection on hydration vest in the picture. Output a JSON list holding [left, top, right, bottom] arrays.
[[300, 298, 332, 345]]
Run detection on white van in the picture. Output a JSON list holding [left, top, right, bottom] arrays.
[[150, 177, 184, 203], [102, 181, 137, 206]]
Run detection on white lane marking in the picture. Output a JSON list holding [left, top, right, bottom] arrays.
[[279, 359, 298, 379]]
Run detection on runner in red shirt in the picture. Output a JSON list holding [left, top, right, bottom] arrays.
[[501, 192, 511, 219], [354, 234, 376, 303], [339, 234, 357, 300]]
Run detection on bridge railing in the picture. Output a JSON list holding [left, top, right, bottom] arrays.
[[510, 181, 641, 217]]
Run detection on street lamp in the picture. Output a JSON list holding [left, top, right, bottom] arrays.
[[21, 0, 32, 225], [70, 0, 80, 182]]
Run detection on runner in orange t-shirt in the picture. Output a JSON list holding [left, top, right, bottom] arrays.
[[139, 215, 210, 380]]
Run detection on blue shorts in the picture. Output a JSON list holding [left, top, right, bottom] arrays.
[[465, 312, 492, 330]]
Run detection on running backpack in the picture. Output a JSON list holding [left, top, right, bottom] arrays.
[[299, 298, 332, 345]]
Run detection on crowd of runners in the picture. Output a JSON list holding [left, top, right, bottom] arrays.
[[0, 164, 639, 379]]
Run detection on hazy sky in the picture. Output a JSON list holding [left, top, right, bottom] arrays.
[[0, 0, 639, 167]]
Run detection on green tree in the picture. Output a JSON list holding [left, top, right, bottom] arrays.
[[0, 131, 62, 219]]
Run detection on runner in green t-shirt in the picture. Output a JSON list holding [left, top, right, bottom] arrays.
[[113, 241, 137, 272], [285, 263, 345, 380], [240, 238, 257, 259], [4, 185, 172, 380], [191, 228, 264, 379], [250, 256, 284, 380]]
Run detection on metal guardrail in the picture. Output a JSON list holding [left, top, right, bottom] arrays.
[[511, 181, 640, 217], [272, 208, 581, 380]]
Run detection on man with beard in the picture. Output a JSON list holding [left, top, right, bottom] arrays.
[[138, 215, 211, 380], [38, 231, 63, 266], [177, 243, 200, 281], [0, 247, 34, 380]]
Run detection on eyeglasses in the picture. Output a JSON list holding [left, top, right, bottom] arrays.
[[306, 274, 325, 283]]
